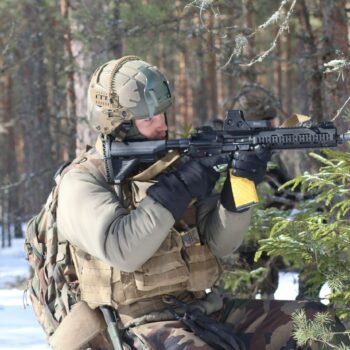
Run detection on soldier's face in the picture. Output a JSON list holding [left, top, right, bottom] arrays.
[[135, 113, 168, 140]]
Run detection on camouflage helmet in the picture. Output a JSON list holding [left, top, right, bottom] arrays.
[[87, 56, 173, 135]]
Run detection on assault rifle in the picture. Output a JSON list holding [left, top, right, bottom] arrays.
[[103, 110, 350, 209]]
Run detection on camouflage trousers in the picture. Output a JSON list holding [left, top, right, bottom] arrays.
[[122, 299, 347, 350]]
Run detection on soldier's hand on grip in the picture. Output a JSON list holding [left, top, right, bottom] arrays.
[[147, 154, 230, 220], [177, 154, 230, 199], [232, 147, 271, 184], [220, 147, 270, 212]]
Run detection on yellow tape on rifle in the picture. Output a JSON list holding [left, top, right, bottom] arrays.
[[280, 114, 311, 128], [230, 170, 259, 210]]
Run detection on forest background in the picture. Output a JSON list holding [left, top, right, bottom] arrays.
[[1, 0, 349, 223], [1, 0, 350, 343]]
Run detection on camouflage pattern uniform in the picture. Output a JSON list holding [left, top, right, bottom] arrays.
[[123, 299, 345, 350]]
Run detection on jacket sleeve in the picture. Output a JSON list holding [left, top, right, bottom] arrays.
[[196, 194, 252, 257], [57, 169, 175, 272]]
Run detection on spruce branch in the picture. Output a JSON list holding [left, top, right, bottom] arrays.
[[256, 148, 350, 320], [292, 309, 336, 348]]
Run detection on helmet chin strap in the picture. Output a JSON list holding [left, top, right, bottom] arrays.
[[111, 120, 133, 141], [111, 112, 170, 142], [122, 120, 147, 141]]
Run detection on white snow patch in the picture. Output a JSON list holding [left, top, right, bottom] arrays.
[[0, 238, 48, 349], [0, 238, 30, 288], [319, 283, 331, 305], [274, 272, 299, 300]]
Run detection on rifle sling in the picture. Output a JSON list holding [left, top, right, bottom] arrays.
[[131, 150, 180, 182]]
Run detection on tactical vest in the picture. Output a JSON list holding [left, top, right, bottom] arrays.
[[68, 147, 222, 314]]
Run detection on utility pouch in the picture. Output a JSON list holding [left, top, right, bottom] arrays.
[[133, 231, 189, 291], [49, 301, 107, 350], [185, 244, 222, 291]]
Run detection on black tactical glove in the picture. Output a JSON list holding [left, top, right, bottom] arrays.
[[147, 154, 230, 220], [221, 147, 271, 212], [231, 147, 271, 184], [177, 154, 230, 199]]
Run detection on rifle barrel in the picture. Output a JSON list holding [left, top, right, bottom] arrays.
[[339, 132, 350, 143]]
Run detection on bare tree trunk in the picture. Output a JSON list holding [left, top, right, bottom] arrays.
[[60, 0, 77, 160], [320, 0, 350, 129], [242, 0, 257, 83], [18, 2, 54, 216], [206, 12, 218, 119], [296, 39, 310, 115], [297, 0, 324, 122], [0, 52, 15, 245], [108, 0, 123, 58], [284, 23, 294, 116], [1, 74, 21, 240], [49, 36, 64, 163], [177, 50, 190, 129], [192, 13, 209, 124], [216, 34, 224, 119], [69, 10, 98, 151], [273, 28, 283, 104], [1, 193, 4, 248]]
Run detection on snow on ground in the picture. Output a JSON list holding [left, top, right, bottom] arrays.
[[274, 271, 330, 304], [0, 238, 48, 350], [274, 271, 299, 300], [0, 289, 49, 350], [0, 238, 31, 289], [0, 238, 328, 349]]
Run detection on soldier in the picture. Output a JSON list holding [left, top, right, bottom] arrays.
[[51, 56, 345, 349]]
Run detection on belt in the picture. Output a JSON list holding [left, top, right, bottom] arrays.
[[117, 290, 206, 326]]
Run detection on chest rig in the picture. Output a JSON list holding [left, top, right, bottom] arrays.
[[69, 147, 222, 315]]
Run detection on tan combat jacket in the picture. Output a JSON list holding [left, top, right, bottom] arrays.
[[56, 146, 251, 318]]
